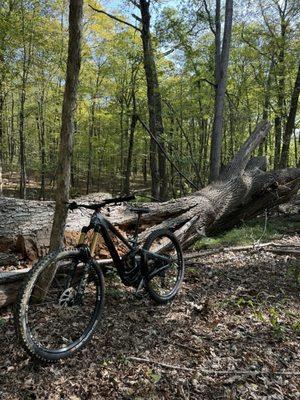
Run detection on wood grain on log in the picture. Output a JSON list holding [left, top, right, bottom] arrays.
[[0, 268, 29, 307], [0, 252, 18, 266], [0, 193, 110, 259]]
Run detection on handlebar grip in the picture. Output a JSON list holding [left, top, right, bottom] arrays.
[[68, 201, 78, 210]]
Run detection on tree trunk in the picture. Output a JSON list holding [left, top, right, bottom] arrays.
[[280, 61, 300, 168], [19, 85, 27, 199], [259, 59, 273, 156], [19, 0, 34, 199], [139, 0, 167, 201], [0, 89, 3, 197], [88, 63, 103, 192], [209, 0, 233, 182], [87, 99, 96, 194], [273, 15, 287, 169], [36, 91, 46, 200], [9, 95, 15, 165], [49, 0, 83, 251], [123, 88, 138, 195]]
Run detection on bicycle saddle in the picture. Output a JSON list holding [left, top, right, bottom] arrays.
[[129, 206, 150, 214]]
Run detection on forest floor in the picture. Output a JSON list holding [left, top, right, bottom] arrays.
[[0, 234, 299, 399]]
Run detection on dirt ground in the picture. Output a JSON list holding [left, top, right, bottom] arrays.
[[0, 243, 299, 399]]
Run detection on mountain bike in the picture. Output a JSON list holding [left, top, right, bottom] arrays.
[[15, 195, 184, 362]]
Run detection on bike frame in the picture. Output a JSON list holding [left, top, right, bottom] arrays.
[[77, 210, 170, 281]]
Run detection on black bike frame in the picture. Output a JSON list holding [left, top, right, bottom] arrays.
[[77, 210, 171, 281]]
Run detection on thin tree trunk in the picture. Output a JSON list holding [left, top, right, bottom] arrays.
[[19, 85, 26, 199], [36, 91, 46, 200], [143, 139, 148, 184], [49, 0, 83, 251], [280, 61, 300, 168], [139, 0, 167, 201], [87, 100, 95, 194], [209, 0, 233, 182], [9, 95, 15, 164], [294, 128, 298, 166], [259, 60, 273, 156], [19, 1, 34, 199], [274, 16, 287, 168], [0, 89, 3, 197], [123, 79, 138, 195]]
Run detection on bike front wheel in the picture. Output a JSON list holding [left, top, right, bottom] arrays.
[[15, 250, 105, 362], [142, 229, 184, 304]]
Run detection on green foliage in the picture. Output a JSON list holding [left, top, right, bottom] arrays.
[[146, 368, 161, 384], [0, 0, 299, 198], [193, 217, 298, 250]]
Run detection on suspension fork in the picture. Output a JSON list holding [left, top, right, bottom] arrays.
[[74, 226, 98, 303], [78, 225, 99, 258]]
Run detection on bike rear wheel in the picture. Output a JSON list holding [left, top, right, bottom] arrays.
[[15, 250, 104, 362], [142, 229, 184, 304]]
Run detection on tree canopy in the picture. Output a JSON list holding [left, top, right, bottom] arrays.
[[0, 0, 299, 201]]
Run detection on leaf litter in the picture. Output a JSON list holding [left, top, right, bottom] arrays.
[[0, 237, 299, 399]]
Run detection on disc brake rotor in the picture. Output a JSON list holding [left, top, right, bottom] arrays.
[[58, 287, 77, 307]]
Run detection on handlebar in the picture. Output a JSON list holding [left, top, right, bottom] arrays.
[[68, 194, 135, 211]]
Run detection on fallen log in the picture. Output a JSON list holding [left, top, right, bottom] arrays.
[[0, 252, 18, 266], [0, 268, 29, 308], [0, 192, 110, 260]]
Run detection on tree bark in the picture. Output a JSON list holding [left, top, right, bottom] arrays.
[[87, 99, 96, 194], [0, 89, 3, 197], [209, 0, 233, 182], [19, 0, 35, 199], [49, 0, 83, 251], [280, 61, 300, 168], [0, 193, 110, 260], [19, 84, 27, 199], [123, 89, 138, 196], [36, 91, 46, 200], [139, 0, 167, 201], [0, 268, 30, 308], [273, 10, 287, 169], [87, 64, 103, 194]]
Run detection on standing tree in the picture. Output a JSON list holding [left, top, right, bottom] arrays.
[[205, 0, 233, 181], [19, 0, 35, 199], [139, 0, 167, 200], [49, 0, 83, 250], [90, 0, 168, 200], [280, 61, 300, 168]]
